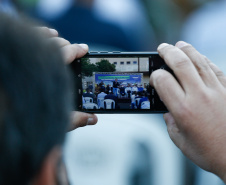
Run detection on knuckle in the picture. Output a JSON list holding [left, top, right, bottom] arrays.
[[58, 37, 70, 45], [199, 90, 213, 105], [203, 55, 210, 63], [164, 47, 190, 69], [174, 58, 190, 69], [215, 70, 224, 78], [198, 64, 209, 76]]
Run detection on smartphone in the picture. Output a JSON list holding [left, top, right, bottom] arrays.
[[70, 51, 172, 113]]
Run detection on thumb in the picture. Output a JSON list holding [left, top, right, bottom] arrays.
[[68, 111, 98, 131]]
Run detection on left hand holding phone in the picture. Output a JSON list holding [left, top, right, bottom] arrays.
[[38, 27, 98, 131]]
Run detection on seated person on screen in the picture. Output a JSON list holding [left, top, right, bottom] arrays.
[[138, 84, 144, 92], [119, 85, 126, 97], [106, 84, 111, 94], [131, 84, 138, 93], [83, 88, 96, 102], [97, 86, 107, 99], [131, 91, 138, 109], [138, 92, 150, 109], [125, 84, 132, 98], [88, 82, 93, 93], [134, 92, 143, 109], [104, 91, 120, 109], [138, 92, 149, 109]]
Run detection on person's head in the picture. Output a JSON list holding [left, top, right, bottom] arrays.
[[132, 91, 137, 96], [115, 78, 118, 82], [0, 14, 72, 185], [100, 86, 105, 93], [86, 88, 90, 93]]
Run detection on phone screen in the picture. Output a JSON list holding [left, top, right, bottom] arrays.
[[72, 52, 170, 113]]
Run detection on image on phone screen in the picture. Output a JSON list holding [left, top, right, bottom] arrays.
[[81, 57, 150, 110], [71, 52, 170, 113]]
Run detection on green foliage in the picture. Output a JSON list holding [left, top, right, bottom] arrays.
[[81, 58, 116, 77], [96, 59, 116, 72], [81, 58, 97, 77]]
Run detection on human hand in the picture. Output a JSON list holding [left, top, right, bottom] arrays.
[[36, 27, 98, 131], [150, 41, 226, 182], [36, 27, 88, 63]]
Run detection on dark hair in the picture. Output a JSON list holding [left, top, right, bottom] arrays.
[[100, 86, 105, 92], [0, 14, 72, 184], [86, 88, 90, 93]]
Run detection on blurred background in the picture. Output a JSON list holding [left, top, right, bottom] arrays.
[[1, 0, 226, 184]]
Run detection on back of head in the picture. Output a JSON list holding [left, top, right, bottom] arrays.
[[0, 14, 71, 185], [100, 86, 105, 93], [86, 88, 90, 93]]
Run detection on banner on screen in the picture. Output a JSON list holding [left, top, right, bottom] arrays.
[[94, 72, 143, 85]]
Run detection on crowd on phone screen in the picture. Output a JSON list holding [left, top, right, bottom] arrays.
[[82, 80, 151, 109]]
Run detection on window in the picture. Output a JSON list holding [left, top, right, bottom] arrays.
[[120, 62, 124, 65], [113, 62, 117, 65], [126, 61, 131, 64], [133, 61, 137, 64]]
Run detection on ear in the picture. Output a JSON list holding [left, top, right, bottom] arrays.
[[32, 147, 62, 185]]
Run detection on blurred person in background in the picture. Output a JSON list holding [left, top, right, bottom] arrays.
[[35, 0, 156, 51], [0, 0, 17, 15], [141, 0, 212, 45], [93, 0, 157, 51], [181, 0, 226, 72], [35, 0, 137, 51]]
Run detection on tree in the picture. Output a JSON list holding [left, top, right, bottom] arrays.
[[96, 59, 116, 72], [81, 58, 97, 77]]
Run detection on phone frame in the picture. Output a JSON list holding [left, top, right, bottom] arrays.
[[71, 51, 168, 114]]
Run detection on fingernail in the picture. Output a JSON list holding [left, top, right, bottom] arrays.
[[86, 118, 94, 125], [49, 29, 58, 36], [79, 44, 89, 50], [157, 43, 169, 50], [176, 41, 188, 48]]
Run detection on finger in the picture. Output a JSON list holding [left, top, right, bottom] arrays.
[[204, 57, 226, 88], [163, 113, 185, 149], [176, 41, 220, 88], [150, 69, 185, 112], [157, 43, 205, 93], [61, 44, 89, 64], [34, 27, 58, 37], [68, 111, 98, 131], [48, 37, 71, 48]]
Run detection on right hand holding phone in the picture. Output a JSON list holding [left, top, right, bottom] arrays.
[[150, 41, 226, 182]]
